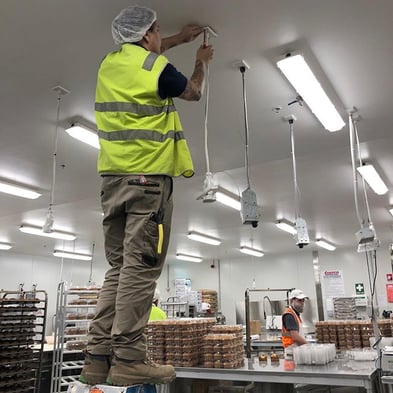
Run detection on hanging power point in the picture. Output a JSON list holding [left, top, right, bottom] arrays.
[[294, 217, 310, 248], [240, 188, 259, 228], [232, 59, 250, 71]]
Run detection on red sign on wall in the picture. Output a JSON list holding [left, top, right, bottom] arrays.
[[386, 284, 393, 302], [387, 273, 393, 282]]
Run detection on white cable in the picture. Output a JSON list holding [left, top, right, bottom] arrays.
[[44, 94, 62, 232], [240, 68, 251, 189], [203, 62, 211, 175], [289, 121, 301, 219], [201, 28, 215, 194], [348, 113, 363, 226]]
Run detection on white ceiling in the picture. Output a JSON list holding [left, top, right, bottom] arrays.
[[0, 0, 392, 265]]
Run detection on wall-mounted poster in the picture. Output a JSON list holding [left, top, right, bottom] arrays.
[[386, 284, 393, 303]]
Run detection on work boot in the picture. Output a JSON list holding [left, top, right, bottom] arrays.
[[107, 356, 176, 386], [79, 351, 111, 385]]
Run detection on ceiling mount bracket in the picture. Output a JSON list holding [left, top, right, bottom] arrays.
[[51, 85, 70, 96]]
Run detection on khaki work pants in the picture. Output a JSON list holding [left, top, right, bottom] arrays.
[[87, 174, 173, 360]]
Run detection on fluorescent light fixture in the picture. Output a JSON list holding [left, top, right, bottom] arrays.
[[216, 188, 241, 211], [389, 207, 393, 217], [0, 180, 41, 199], [357, 164, 388, 195], [277, 54, 345, 132], [239, 246, 264, 258], [315, 239, 336, 251], [176, 253, 203, 263], [275, 219, 296, 235], [65, 123, 100, 149], [187, 231, 221, 246], [53, 250, 92, 261], [19, 225, 76, 241], [0, 243, 12, 250]]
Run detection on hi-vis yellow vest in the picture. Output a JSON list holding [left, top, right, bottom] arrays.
[[95, 44, 194, 177]]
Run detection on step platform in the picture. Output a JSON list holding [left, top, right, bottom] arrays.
[[67, 381, 157, 393]]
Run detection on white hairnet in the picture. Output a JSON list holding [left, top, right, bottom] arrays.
[[112, 5, 157, 45]]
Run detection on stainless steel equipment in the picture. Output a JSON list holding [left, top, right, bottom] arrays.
[[244, 288, 293, 358]]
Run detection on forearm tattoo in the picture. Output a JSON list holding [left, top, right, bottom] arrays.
[[179, 60, 205, 101]]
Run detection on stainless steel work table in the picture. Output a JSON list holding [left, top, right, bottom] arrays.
[[174, 358, 378, 393]]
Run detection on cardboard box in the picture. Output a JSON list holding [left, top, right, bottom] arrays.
[[250, 320, 261, 335]]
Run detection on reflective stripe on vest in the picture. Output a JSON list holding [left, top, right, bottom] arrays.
[[95, 102, 176, 115], [281, 307, 302, 348], [95, 44, 194, 177], [97, 129, 185, 143]]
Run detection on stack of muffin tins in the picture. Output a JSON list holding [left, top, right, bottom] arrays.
[[359, 320, 374, 348], [379, 319, 392, 337], [0, 288, 47, 393], [147, 318, 216, 367], [201, 324, 244, 369], [315, 319, 391, 349], [200, 289, 218, 313], [336, 321, 360, 349], [332, 298, 357, 320]]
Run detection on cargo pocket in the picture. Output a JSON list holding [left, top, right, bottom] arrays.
[[142, 210, 164, 267]]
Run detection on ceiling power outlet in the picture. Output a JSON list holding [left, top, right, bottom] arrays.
[[232, 59, 250, 70]]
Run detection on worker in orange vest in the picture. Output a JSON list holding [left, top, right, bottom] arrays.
[[281, 289, 308, 348]]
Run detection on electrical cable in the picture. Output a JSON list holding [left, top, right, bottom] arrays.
[[349, 113, 363, 227], [365, 250, 375, 319], [43, 93, 62, 232], [203, 49, 211, 175], [50, 94, 61, 211], [289, 120, 301, 219], [240, 66, 251, 189], [199, 28, 217, 199]]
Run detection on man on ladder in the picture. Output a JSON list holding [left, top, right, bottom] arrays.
[[74, 5, 213, 392]]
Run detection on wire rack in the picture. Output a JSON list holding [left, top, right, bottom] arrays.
[[0, 285, 48, 393]]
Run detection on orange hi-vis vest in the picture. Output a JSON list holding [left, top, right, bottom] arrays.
[[281, 306, 302, 348]]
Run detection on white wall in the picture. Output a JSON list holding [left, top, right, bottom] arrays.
[[1, 245, 391, 334], [157, 246, 393, 325]]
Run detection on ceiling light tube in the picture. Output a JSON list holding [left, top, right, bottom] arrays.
[[0, 243, 12, 250], [53, 250, 92, 261], [19, 225, 76, 241], [65, 122, 100, 149], [275, 219, 297, 235], [216, 187, 241, 211], [315, 239, 336, 251], [187, 231, 221, 246], [357, 164, 388, 195], [0, 180, 41, 199], [176, 253, 203, 263], [240, 246, 264, 258], [277, 54, 345, 132]]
